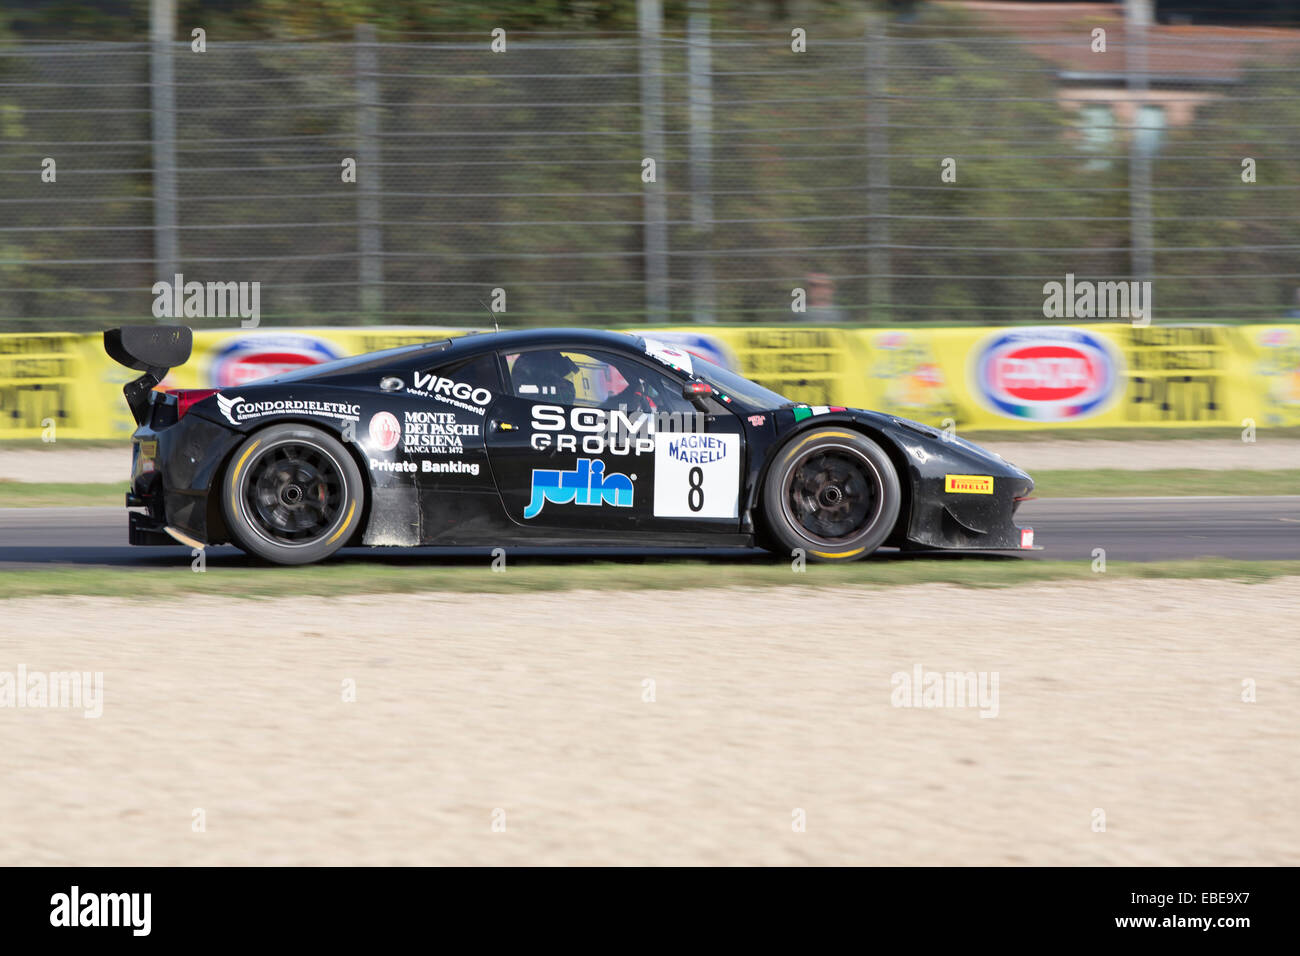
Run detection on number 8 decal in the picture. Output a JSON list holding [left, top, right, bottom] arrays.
[[652, 433, 738, 519], [687, 466, 705, 512]]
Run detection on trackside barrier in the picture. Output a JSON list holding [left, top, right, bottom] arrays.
[[1, 324, 1297, 440]]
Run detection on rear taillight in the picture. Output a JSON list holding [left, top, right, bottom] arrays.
[[168, 388, 219, 419]]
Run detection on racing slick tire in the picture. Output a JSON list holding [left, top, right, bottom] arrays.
[[221, 423, 365, 566], [761, 428, 901, 563]]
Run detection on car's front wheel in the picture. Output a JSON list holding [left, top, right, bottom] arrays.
[[221, 423, 365, 565], [761, 428, 901, 562]]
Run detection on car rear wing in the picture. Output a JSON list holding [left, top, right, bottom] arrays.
[[103, 325, 193, 426]]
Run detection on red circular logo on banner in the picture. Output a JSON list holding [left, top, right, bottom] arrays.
[[972, 328, 1121, 422], [209, 334, 342, 388]]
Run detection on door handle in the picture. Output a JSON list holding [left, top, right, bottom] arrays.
[[491, 420, 517, 433]]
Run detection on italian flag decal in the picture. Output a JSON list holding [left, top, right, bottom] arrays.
[[792, 405, 847, 422]]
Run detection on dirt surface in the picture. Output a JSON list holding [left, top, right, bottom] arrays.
[[981, 439, 1300, 472], [0, 447, 129, 484], [2, 440, 1299, 485], [2, 579, 1297, 866]]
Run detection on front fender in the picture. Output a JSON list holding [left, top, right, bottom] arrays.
[[875, 416, 1033, 550]]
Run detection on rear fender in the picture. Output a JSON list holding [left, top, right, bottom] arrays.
[[207, 415, 374, 548]]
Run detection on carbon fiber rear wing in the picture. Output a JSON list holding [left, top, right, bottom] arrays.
[[103, 325, 193, 425]]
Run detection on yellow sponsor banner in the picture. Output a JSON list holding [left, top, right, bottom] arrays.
[[163, 327, 477, 390], [1242, 325, 1300, 428], [0, 324, 1296, 439], [0, 327, 477, 440], [680, 324, 1270, 431], [891, 323, 1259, 430], [651, 326, 863, 408], [0, 332, 138, 440]]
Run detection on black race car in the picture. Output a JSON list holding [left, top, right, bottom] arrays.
[[104, 325, 1036, 565]]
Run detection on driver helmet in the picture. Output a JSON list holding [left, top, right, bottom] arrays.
[[513, 350, 578, 391]]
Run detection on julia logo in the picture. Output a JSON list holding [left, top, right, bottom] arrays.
[[524, 458, 635, 519], [368, 411, 400, 451]]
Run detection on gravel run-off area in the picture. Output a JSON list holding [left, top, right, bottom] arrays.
[[2, 579, 1297, 865]]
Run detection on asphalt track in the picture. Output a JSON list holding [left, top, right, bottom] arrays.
[[0, 496, 1297, 568]]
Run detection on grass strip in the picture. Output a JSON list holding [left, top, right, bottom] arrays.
[[2, 556, 1296, 600]]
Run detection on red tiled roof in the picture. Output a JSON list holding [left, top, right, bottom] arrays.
[[941, 1, 1300, 81]]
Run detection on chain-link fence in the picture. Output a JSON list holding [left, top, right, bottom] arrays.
[[3, 7, 1300, 330]]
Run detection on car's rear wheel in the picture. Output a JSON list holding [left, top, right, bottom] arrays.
[[761, 428, 900, 563], [222, 423, 364, 565]]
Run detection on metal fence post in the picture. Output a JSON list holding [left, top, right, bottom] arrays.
[[638, 0, 669, 324], [356, 24, 384, 317], [1126, 0, 1155, 292], [866, 15, 890, 324], [149, 0, 179, 300], [687, 0, 715, 324]]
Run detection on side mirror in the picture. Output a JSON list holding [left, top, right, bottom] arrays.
[[682, 380, 711, 400]]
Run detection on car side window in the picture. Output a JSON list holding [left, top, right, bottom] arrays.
[[425, 353, 503, 394], [503, 349, 699, 416]]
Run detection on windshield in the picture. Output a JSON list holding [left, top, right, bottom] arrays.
[[690, 355, 793, 410]]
